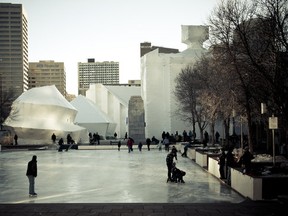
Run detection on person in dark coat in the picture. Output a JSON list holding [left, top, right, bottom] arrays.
[[26, 155, 38, 196], [171, 162, 186, 183], [14, 134, 18, 145], [146, 138, 151, 151], [166, 150, 176, 182], [127, 137, 134, 153], [117, 141, 121, 151], [226, 148, 235, 185], [215, 131, 220, 143], [218, 149, 226, 179], [95, 133, 100, 145], [58, 138, 64, 152], [239, 146, 254, 174], [51, 133, 56, 143]]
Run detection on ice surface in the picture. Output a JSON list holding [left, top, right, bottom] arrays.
[[0, 149, 244, 203]]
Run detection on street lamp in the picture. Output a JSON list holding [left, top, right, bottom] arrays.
[[232, 109, 236, 135], [261, 103, 277, 166]]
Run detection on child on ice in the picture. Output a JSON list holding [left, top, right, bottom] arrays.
[[171, 162, 186, 183]]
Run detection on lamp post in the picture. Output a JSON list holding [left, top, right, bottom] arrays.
[[269, 114, 277, 166], [232, 109, 236, 135], [240, 115, 243, 151], [261, 103, 277, 166]]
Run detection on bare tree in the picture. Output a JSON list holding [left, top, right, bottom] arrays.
[[0, 89, 17, 130], [208, 0, 288, 152], [174, 65, 208, 141]]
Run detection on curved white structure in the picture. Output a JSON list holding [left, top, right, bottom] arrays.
[[71, 95, 116, 138], [4, 85, 88, 144]]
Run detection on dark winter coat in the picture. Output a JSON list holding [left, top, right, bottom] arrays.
[[26, 156, 37, 177], [166, 152, 175, 166]]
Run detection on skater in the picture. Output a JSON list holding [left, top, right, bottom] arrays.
[[163, 136, 170, 151], [14, 134, 18, 145], [58, 138, 64, 152], [51, 133, 56, 143], [127, 137, 134, 153], [95, 132, 100, 145], [138, 142, 143, 151], [171, 146, 178, 161], [146, 138, 151, 151], [182, 142, 192, 157], [117, 141, 121, 151], [166, 149, 177, 182], [26, 155, 38, 196], [171, 162, 186, 183]]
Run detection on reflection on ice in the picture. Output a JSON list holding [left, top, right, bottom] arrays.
[[0, 150, 245, 203]]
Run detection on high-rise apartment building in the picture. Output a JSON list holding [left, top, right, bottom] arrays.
[[78, 59, 119, 95], [0, 3, 29, 98], [28, 60, 66, 97]]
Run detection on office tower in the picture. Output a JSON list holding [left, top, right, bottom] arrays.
[[28, 60, 67, 97], [78, 59, 119, 95], [0, 3, 29, 98]]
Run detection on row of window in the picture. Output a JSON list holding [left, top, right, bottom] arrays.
[[0, 39, 21, 42], [0, 34, 21, 38], [0, 20, 21, 24], [0, 30, 22, 33]]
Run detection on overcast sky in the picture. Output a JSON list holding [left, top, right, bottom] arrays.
[[2, 0, 219, 95]]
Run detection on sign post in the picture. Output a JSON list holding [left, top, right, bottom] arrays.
[[269, 115, 278, 166]]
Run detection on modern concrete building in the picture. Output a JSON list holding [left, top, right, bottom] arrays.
[[141, 25, 210, 140], [78, 59, 119, 95], [0, 3, 29, 98], [28, 60, 67, 97], [86, 83, 141, 138]]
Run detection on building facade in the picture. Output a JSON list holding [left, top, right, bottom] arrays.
[[78, 59, 119, 95], [141, 25, 210, 140], [28, 60, 66, 97], [0, 3, 29, 98], [86, 83, 141, 138]]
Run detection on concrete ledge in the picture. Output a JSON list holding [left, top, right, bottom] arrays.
[[208, 157, 220, 179], [231, 168, 262, 200], [196, 151, 208, 167]]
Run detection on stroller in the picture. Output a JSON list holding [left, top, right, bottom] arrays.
[[171, 162, 186, 183]]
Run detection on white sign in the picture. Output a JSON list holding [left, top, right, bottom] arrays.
[[269, 116, 278, 129]]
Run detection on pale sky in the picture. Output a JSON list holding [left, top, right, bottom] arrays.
[[1, 0, 219, 95]]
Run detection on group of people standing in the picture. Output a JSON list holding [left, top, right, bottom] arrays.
[[89, 132, 100, 145], [218, 146, 254, 184]]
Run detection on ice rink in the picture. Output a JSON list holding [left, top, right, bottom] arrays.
[[0, 148, 245, 204]]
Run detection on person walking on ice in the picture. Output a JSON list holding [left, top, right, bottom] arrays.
[[26, 155, 38, 196]]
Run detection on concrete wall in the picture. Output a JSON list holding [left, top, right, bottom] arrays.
[[128, 96, 145, 143]]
